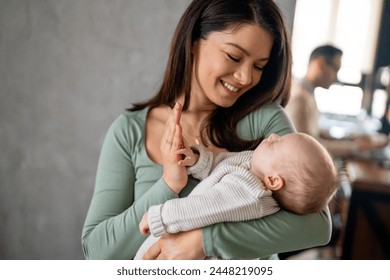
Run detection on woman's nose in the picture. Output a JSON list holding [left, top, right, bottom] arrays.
[[233, 64, 252, 86]]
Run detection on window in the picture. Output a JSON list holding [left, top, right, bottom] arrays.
[[292, 0, 384, 116], [315, 85, 363, 116]]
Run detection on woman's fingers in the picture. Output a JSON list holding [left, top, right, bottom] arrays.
[[173, 102, 182, 125], [170, 103, 182, 147], [182, 135, 191, 149], [142, 242, 161, 260], [165, 115, 176, 145], [144, 231, 205, 260], [172, 124, 182, 149], [162, 102, 182, 146]]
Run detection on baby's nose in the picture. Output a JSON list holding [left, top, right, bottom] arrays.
[[267, 133, 279, 141]]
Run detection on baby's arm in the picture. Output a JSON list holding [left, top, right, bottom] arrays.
[[146, 176, 279, 237], [185, 146, 239, 181]]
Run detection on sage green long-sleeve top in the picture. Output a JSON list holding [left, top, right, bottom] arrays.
[[81, 103, 332, 260]]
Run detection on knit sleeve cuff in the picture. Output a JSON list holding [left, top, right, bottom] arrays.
[[148, 204, 167, 237], [187, 145, 213, 180]]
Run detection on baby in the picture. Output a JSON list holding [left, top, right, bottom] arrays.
[[134, 132, 338, 259]]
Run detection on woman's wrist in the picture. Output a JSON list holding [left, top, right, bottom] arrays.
[[189, 228, 206, 259], [162, 175, 185, 194], [162, 173, 188, 194]]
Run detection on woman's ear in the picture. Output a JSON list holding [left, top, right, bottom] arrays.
[[191, 40, 199, 55], [264, 174, 284, 191]]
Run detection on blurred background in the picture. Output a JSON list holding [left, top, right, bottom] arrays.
[[292, 0, 390, 138], [0, 0, 389, 259]]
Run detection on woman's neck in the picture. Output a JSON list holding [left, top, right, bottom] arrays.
[[175, 95, 227, 154], [175, 95, 214, 131]]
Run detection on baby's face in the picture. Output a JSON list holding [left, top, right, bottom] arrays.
[[251, 133, 304, 178]]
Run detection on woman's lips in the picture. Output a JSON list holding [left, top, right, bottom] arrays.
[[222, 81, 240, 93]]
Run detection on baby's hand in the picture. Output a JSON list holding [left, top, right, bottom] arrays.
[[176, 137, 198, 167], [139, 213, 150, 235]]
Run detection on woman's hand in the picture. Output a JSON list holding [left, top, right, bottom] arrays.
[[161, 103, 188, 194], [142, 229, 206, 260]]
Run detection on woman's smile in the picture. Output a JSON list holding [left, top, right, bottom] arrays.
[[191, 23, 273, 108], [221, 80, 241, 93]]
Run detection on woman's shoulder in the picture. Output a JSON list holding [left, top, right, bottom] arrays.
[[242, 102, 288, 124], [111, 107, 148, 130], [237, 102, 295, 139], [250, 102, 284, 116], [105, 107, 149, 148]]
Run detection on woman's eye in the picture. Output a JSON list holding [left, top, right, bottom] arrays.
[[227, 54, 240, 62], [254, 65, 264, 71]]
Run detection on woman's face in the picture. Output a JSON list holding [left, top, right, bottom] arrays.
[[191, 23, 274, 108]]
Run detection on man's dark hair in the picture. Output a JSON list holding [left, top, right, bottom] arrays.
[[309, 44, 343, 64]]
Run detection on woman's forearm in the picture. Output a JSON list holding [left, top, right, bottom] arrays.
[[82, 178, 178, 259], [81, 115, 179, 259], [202, 207, 331, 259]]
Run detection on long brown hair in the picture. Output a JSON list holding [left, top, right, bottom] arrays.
[[129, 0, 292, 151]]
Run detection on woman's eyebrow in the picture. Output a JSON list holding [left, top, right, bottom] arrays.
[[225, 42, 269, 62]]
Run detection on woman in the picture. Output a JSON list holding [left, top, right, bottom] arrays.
[[82, 0, 332, 259]]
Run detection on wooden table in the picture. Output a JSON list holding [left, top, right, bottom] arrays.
[[341, 159, 390, 259]]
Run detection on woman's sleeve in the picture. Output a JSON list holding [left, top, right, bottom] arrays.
[[81, 114, 178, 260], [202, 208, 332, 259], [202, 103, 332, 259], [238, 102, 296, 139]]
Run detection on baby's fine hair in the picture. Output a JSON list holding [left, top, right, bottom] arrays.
[[273, 133, 338, 215]]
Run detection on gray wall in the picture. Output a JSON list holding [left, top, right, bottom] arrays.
[[0, 0, 191, 259], [0, 0, 295, 259], [274, 0, 296, 37]]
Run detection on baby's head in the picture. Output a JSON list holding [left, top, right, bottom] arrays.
[[251, 133, 338, 215]]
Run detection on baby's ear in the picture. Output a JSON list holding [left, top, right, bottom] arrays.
[[264, 174, 284, 191]]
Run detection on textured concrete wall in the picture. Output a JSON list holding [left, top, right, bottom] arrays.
[[0, 0, 190, 259], [0, 0, 294, 259], [274, 0, 296, 36]]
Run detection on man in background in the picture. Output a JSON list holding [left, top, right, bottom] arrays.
[[282, 45, 388, 260], [285, 44, 388, 158]]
